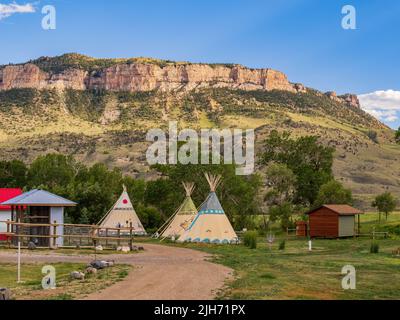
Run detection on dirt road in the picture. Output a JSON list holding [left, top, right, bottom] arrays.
[[0, 244, 233, 300]]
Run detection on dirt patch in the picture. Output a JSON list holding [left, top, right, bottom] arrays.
[[0, 243, 233, 300]]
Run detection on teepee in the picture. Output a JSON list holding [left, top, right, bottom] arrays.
[[158, 182, 198, 239], [98, 185, 146, 235], [178, 173, 238, 244]]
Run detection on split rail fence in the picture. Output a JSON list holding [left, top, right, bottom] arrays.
[[0, 220, 137, 249]]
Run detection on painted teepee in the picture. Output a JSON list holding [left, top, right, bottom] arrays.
[[178, 173, 238, 244], [98, 185, 146, 235], [159, 182, 198, 239]]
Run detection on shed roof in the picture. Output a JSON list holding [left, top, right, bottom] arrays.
[[1, 189, 76, 207], [0, 188, 23, 210], [307, 204, 363, 216]]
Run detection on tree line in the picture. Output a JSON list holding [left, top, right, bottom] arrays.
[[0, 154, 260, 232], [0, 130, 396, 231]]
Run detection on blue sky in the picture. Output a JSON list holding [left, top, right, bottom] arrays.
[[1, 0, 399, 127]]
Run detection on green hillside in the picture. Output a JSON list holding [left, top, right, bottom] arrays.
[[0, 86, 398, 208]]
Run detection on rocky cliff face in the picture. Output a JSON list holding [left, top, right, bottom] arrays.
[[0, 61, 302, 93], [325, 91, 360, 108]]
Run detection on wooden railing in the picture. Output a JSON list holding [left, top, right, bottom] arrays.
[[0, 220, 137, 249]]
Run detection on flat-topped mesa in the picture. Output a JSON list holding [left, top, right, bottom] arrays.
[[0, 61, 301, 93]]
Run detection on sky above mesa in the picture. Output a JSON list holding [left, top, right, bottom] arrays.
[[1, 0, 399, 128]]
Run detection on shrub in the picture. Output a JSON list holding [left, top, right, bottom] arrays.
[[279, 240, 286, 251], [384, 224, 400, 235], [366, 130, 378, 143], [370, 242, 379, 254], [243, 231, 258, 249]]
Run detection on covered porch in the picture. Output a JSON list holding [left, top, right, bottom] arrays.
[[1, 189, 76, 248]]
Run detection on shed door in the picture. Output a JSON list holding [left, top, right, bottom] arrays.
[[50, 207, 64, 247], [29, 206, 50, 247], [339, 216, 354, 237]]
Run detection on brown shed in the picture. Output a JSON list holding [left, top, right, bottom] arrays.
[[296, 221, 308, 237], [306, 205, 363, 238]]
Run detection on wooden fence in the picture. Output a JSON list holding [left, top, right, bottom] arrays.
[[0, 220, 137, 249]]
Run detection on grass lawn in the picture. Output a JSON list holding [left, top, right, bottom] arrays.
[[0, 262, 131, 300], [173, 212, 400, 300], [179, 238, 399, 300], [360, 211, 400, 235]]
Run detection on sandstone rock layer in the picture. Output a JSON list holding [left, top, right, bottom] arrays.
[[0, 62, 299, 93]]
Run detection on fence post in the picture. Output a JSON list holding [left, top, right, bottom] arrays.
[[6, 220, 10, 248], [92, 225, 97, 247], [117, 228, 121, 247], [129, 222, 133, 250], [105, 228, 109, 248], [52, 220, 57, 248]]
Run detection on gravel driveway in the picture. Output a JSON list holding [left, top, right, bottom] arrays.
[[0, 243, 233, 300]]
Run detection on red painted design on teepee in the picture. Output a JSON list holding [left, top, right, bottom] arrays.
[[123, 199, 128, 204]]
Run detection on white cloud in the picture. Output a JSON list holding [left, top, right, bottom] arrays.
[[385, 115, 398, 122], [358, 90, 400, 123], [0, 2, 35, 20]]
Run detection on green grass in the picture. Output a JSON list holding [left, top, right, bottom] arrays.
[[360, 212, 400, 236], [172, 213, 400, 300], [178, 238, 400, 300], [0, 262, 131, 300]]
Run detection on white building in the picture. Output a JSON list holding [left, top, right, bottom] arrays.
[[1, 189, 76, 247]]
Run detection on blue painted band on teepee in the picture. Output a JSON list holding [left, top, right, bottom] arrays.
[[198, 209, 225, 214]]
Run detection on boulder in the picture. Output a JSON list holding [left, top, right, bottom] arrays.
[[89, 260, 108, 269], [105, 260, 115, 267], [28, 241, 36, 250], [85, 267, 98, 275], [70, 271, 85, 280], [121, 246, 130, 253], [0, 288, 11, 300], [95, 245, 103, 251]]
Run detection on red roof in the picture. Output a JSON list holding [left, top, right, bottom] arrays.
[[307, 204, 363, 216], [0, 188, 23, 211]]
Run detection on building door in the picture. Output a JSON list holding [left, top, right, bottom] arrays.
[[338, 215, 355, 237], [29, 207, 50, 247]]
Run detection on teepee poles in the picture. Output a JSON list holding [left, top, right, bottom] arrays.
[[182, 182, 195, 197], [204, 173, 222, 192]]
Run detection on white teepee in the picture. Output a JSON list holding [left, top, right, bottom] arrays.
[[178, 173, 238, 244], [98, 185, 146, 235], [159, 182, 198, 239]]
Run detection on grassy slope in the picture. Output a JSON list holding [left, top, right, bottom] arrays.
[[175, 212, 400, 300], [0, 87, 399, 207]]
